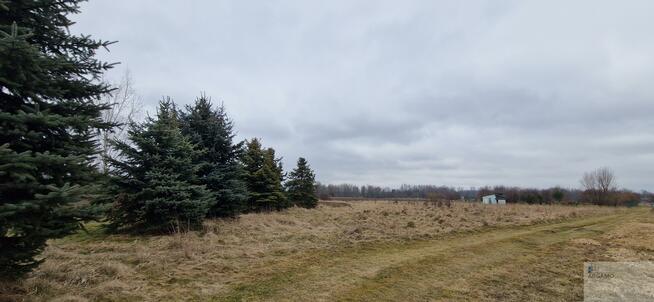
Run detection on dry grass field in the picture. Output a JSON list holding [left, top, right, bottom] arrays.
[[1, 201, 652, 301]]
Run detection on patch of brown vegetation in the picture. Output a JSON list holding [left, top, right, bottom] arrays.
[[0, 201, 624, 301], [571, 238, 601, 246], [604, 222, 654, 252], [317, 201, 351, 207], [600, 222, 654, 262]]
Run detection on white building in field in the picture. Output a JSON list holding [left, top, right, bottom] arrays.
[[482, 194, 506, 205]]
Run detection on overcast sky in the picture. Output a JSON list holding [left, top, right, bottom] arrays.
[[73, 1, 654, 191]]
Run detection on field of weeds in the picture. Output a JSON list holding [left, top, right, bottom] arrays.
[[0, 201, 630, 301]]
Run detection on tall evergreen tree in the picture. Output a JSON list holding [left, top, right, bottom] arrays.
[[265, 147, 290, 209], [0, 1, 114, 278], [180, 96, 247, 218], [286, 157, 318, 208], [242, 139, 288, 211], [108, 100, 214, 233]]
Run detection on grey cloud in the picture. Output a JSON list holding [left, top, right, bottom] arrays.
[[73, 0, 654, 190]]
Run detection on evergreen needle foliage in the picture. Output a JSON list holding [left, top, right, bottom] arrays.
[[286, 157, 318, 208], [0, 0, 114, 278], [180, 96, 247, 218], [108, 100, 214, 233], [243, 138, 288, 212]]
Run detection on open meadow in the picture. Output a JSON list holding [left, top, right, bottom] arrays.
[[1, 201, 652, 301]]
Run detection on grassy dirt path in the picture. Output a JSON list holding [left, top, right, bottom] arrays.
[[216, 209, 651, 301]]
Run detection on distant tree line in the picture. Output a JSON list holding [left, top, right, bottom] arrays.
[[0, 1, 318, 279], [316, 183, 574, 203], [318, 179, 648, 206], [316, 184, 466, 200], [475, 186, 581, 204]]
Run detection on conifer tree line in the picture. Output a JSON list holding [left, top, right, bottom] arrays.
[[0, 0, 318, 279], [106, 97, 319, 234]]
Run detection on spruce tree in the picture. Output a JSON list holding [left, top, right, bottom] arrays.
[[286, 157, 318, 208], [242, 139, 287, 211], [265, 147, 290, 210], [108, 100, 214, 233], [0, 1, 114, 278], [180, 96, 247, 218]]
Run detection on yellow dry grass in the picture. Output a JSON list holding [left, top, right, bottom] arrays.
[[0, 201, 636, 301]]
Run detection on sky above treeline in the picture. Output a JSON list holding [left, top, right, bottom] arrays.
[[72, 1, 654, 191]]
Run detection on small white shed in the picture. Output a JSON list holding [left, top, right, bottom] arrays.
[[482, 194, 506, 205]]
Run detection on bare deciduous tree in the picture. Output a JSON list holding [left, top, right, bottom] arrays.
[[95, 69, 142, 173], [580, 167, 617, 205], [580, 172, 597, 192], [596, 167, 617, 194]]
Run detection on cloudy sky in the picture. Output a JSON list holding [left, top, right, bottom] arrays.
[[73, 1, 654, 191]]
